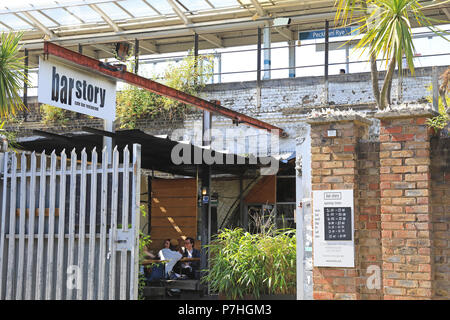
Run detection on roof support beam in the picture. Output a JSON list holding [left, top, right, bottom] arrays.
[[166, 0, 224, 48], [44, 42, 286, 137], [89, 4, 122, 33], [250, 0, 266, 17], [166, 0, 190, 25], [199, 34, 224, 48], [443, 8, 450, 20], [21, 11, 57, 39], [275, 26, 294, 41]]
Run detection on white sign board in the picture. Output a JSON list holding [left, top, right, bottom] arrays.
[[313, 190, 355, 267], [38, 57, 116, 121]]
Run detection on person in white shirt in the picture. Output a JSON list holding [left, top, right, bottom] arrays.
[[158, 239, 182, 278]]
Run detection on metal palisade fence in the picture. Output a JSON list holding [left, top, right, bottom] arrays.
[[0, 144, 141, 300]]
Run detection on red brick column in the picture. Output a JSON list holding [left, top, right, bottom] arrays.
[[375, 109, 436, 300], [308, 115, 371, 300]]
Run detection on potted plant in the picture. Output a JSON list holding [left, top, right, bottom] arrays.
[[202, 224, 296, 300]]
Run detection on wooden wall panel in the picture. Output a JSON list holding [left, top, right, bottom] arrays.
[[149, 178, 197, 251], [244, 175, 276, 204]]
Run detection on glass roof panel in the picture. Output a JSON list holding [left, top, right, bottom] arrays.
[[69, 5, 103, 23], [26, 10, 59, 27], [145, 0, 176, 15], [0, 13, 33, 30], [96, 2, 132, 20], [178, 0, 211, 12], [119, 0, 159, 18], [207, 0, 239, 8], [41, 7, 82, 25]]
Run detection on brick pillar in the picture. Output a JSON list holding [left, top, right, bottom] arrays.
[[376, 109, 436, 300], [308, 115, 371, 300]]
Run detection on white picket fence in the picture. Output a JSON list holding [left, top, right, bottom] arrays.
[[0, 144, 141, 300]]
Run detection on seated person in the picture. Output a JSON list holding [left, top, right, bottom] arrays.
[[158, 239, 182, 278], [179, 237, 200, 279]]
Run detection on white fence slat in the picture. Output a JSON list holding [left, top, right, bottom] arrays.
[[15, 153, 27, 299], [87, 148, 98, 300], [66, 149, 77, 300], [0, 152, 9, 299], [35, 151, 47, 299], [55, 150, 67, 300], [76, 149, 88, 300], [0, 144, 141, 300], [5, 154, 17, 299], [119, 146, 130, 300], [45, 151, 57, 300], [25, 153, 37, 300], [130, 144, 141, 300], [97, 148, 108, 300], [108, 147, 119, 300]]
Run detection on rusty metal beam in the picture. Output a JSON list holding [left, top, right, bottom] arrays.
[[43, 42, 286, 136]]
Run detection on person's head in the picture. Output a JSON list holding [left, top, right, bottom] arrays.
[[163, 239, 171, 249], [340, 69, 346, 74], [184, 237, 195, 250], [169, 239, 179, 251]]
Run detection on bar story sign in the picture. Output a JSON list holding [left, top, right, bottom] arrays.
[[312, 190, 355, 267], [38, 57, 117, 121]]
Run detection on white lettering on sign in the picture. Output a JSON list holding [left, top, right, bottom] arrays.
[[313, 190, 355, 267], [38, 57, 116, 121]]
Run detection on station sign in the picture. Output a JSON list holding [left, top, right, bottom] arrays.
[[312, 190, 355, 267], [299, 27, 356, 41], [38, 57, 117, 121]]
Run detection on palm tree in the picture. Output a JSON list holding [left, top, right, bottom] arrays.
[[0, 32, 29, 119], [334, 0, 448, 109]]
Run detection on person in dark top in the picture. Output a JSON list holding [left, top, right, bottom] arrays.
[[179, 237, 200, 279]]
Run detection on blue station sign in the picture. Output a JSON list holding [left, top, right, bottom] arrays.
[[299, 27, 357, 40]]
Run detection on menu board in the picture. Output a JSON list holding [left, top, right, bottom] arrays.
[[324, 207, 352, 241], [313, 190, 354, 267]]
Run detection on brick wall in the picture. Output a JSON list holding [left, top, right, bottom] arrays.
[[430, 137, 450, 299], [358, 141, 383, 300], [201, 66, 446, 115], [308, 110, 450, 300], [309, 117, 370, 300], [377, 114, 434, 299]]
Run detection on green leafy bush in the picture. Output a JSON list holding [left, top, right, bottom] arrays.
[[202, 227, 296, 299], [425, 85, 449, 133], [40, 103, 74, 125], [116, 52, 214, 129]]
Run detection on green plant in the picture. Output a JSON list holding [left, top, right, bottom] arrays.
[[335, 0, 448, 109], [40, 103, 74, 125], [116, 51, 214, 129], [202, 227, 296, 300], [425, 84, 449, 133], [0, 32, 30, 120]]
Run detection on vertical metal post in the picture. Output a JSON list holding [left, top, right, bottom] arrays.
[[432, 66, 439, 112], [345, 43, 350, 74], [239, 175, 247, 230], [23, 49, 28, 119], [257, 27, 262, 109], [134, 39, 139, 74], [194, 33, 199, 85], [217, 53, 222, 83], [257, 27, 262, 83], [200, 110, 212, 288], [324, 20, 329, 105], [288, 40, 296, 78], [263, 23, 271, 80]]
